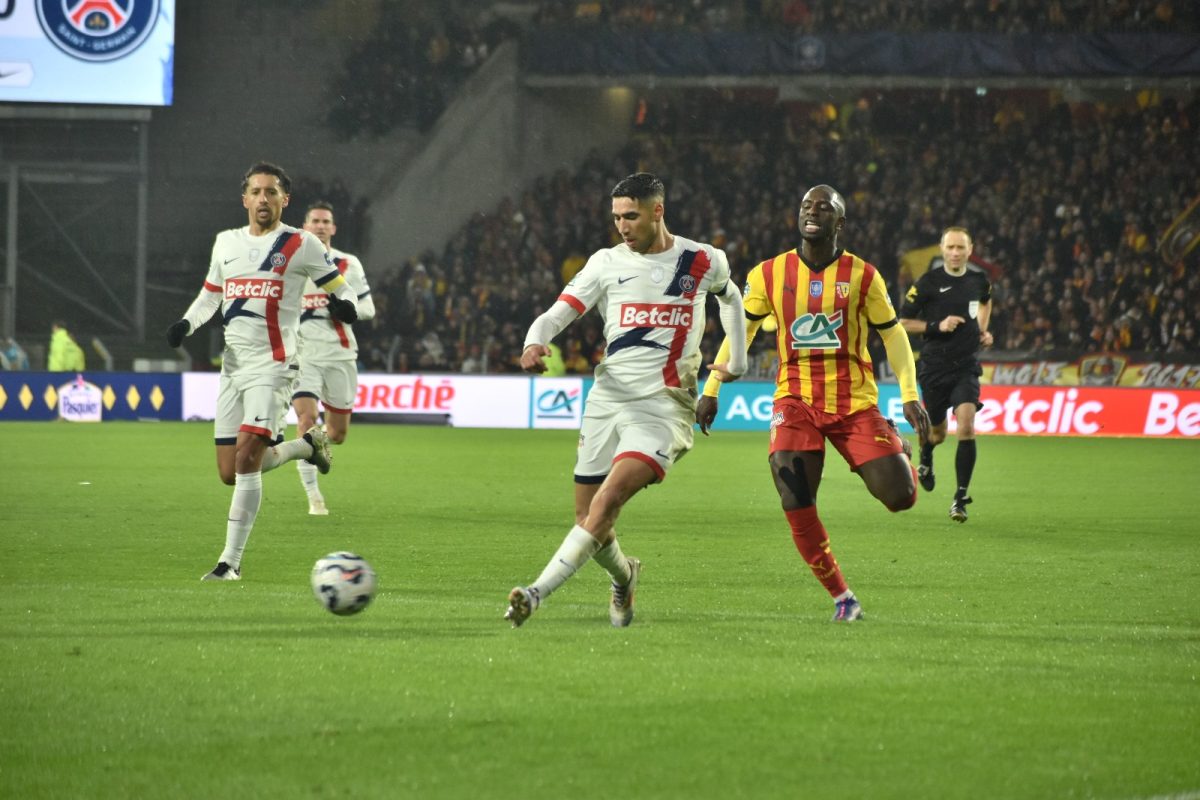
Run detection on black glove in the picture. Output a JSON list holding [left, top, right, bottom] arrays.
[[166, 319, 191, 348], [326, 294, 358, 324]]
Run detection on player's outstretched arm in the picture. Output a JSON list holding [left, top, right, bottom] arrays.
[[521, 300, 580, 374], [879, 322, 930, 442], [714, 283, 748, 380], [170, 283, 222, 347]]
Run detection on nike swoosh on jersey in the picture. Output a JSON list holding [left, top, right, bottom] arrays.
[[225, 258, 239, 264], [939, 286, 952, 292], [618, 276, 637, 284]]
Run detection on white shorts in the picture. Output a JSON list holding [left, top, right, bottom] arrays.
[[574, 394, 695, 484], [214, 371, 294, 444], [293, 359, 357, 414]]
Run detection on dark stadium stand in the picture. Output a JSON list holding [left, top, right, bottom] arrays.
[[352, 88, 1199, 375]]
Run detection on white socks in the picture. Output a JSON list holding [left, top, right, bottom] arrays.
[[260, 438, 311, 473], [593, 535, 632, 586], [219, 471, 262, 569], [296, 460, 322, 500], [530, 525, 602, 599]]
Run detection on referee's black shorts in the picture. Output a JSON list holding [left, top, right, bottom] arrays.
[[918, 360, 982, 422]]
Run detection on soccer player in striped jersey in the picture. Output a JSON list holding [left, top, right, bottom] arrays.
[[505, 172, 748, 628], [166, 163, 359, 581], [292, 201, 376, 516], [697, 184, 930, 622]]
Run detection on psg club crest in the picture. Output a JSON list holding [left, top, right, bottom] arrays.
[[37, 0, 161, 62]]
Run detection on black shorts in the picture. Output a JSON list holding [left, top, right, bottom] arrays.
[[918, 366, 982, 424]]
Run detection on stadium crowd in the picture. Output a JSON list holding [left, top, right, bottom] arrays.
[[327, 4, 519, 138], [327, 0, 1193, 140], [351, 89, 1199, 376], [533, 0, 1193, 32]]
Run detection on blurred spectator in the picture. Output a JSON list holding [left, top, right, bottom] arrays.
[[48, 322, 86, 371], [535, 0, 1196, 31], [1, 337, 30, 370], [541, 342, 567, 376]]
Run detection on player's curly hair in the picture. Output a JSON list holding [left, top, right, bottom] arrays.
[[611, 172, 665, 204], [241, 162, 292, 194]]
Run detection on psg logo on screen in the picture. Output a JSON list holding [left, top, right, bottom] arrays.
[[37, 0, 161, 62]]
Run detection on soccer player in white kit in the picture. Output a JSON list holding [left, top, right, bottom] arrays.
[[165, 163, 359, 581], [505, 172, 748, 628], [292, 201, 376, 515]]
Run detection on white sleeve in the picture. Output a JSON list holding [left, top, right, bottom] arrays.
[[181, 239, 226, 331], [182, 286, 222, 333], [524, 300, 580, 349], [715, 282, 747, 377], [354, 293, 376, 321], [347, 256, 375, 321]]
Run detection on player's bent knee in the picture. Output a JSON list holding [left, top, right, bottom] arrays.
[[885, 489, 917, 513]]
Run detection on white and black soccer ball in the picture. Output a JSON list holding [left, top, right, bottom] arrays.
[[310, 552, 377, 616]]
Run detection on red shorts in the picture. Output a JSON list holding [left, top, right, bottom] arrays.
[[769, 397, 905, 470]]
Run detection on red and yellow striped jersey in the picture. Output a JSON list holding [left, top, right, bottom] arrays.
[[744, 248, 897, 413]]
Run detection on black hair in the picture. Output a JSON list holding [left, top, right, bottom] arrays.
[[611, 172, 665, 204], [306, 200, 335, 221], [241, 162, 292, 194]]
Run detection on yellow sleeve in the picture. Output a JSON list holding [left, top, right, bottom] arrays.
[[865, 268, 898, 326], [879, 323, 920, 403]]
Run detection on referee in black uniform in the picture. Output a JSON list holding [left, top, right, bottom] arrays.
[[898, 227, 993, 522]]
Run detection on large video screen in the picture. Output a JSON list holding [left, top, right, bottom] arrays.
[[0, 0, 174, 106]]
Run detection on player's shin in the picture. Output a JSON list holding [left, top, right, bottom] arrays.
[[261, 438, 311, 472], [593, 533, 633, 585], [220, 471, 262, 569], [530, 525, 602, 599], [297, 460, 321, 498], [955, 439, 976, 499], [784, 506, 849, 597]]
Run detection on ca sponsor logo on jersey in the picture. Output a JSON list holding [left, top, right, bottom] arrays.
[[36, 0, 161, 63], [225, 277, 283, 300], [619, 303, 692, 329], [790, 311, 843, 349], [303, 293, 329, 310]]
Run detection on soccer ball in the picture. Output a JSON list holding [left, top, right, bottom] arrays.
[[310, 552, 377, 616]]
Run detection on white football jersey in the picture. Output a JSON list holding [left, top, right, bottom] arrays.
[[298, 247, 372, 362], [183, 224, 345, 376], [562, 235, 732, 403]]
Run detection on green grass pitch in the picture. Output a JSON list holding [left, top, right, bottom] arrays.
[[1, 421, 1197, 799]]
